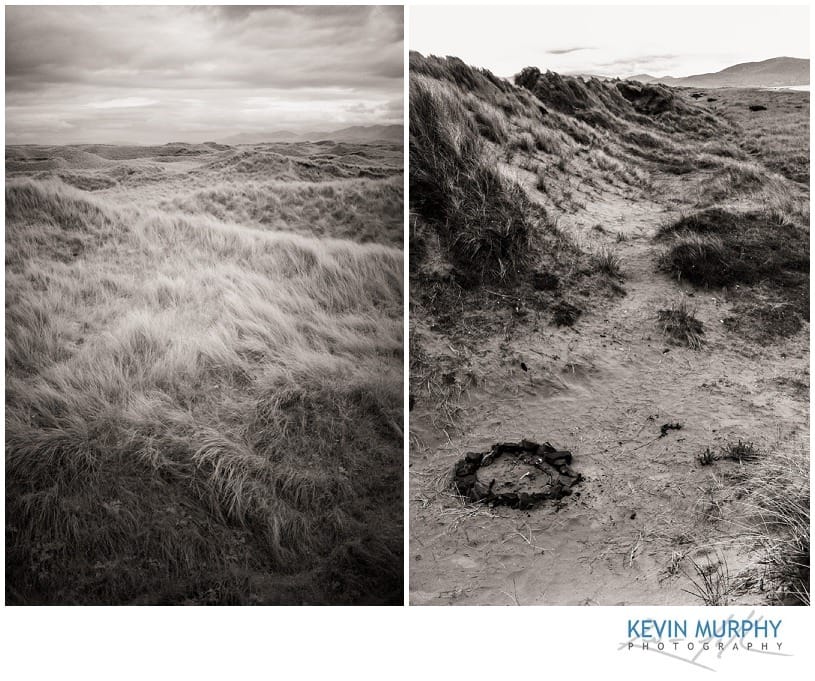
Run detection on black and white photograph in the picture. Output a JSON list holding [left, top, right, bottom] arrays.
[[5, 4, 404, 606], [408, 4, 809, 606]]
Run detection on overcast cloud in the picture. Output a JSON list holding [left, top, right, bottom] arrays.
[[5, 5, 403, 144], [411, 5, 809, 80]]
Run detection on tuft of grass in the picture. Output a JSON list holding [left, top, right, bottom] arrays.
[[657, 231, 728, 287], [657, 300, 704, 349], [590, 148, 626, 174], [593, 247, 623, 278], [741, 303, 804, 341], [698, 440, 759, 466], [721, 440, 759, 463], [682, 551, 733, 605]]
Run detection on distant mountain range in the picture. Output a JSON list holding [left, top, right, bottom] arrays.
[[219, 124, 403, 145], [627, 57, 809, 89]]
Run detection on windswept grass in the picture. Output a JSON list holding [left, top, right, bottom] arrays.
[[410, 74, 537, 285], [737, 446, 810, 604], [161, 176, 402, 247], [6, 159, 403, 605]]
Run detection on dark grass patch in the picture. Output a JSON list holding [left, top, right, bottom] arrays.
[[532, 270, 560, 291], [657, 209, 808, 342], [723, 302, 804, 343], [6, 368, 404, 605], [535, 168, 547, 192], [658, 301, 704, 349], [656, 209, 809, 289], [767, 155, 810, 186], [551, 300, 581, 327]]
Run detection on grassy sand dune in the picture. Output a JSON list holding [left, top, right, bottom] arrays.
[[162, 176, 403, 246], [6, 143, 403, 604]]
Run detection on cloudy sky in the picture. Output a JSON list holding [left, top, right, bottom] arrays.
[[5, 5, 403, 144], [411, 5, 809, 80]]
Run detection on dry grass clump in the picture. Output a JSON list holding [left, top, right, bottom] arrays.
[[515, 118, 570, 156], [743, 447, 809, 604], [657, 300, 704, 349], [681, 551, 733, 605], [592, 247, 623, 278], [5, 175, 403, 605]]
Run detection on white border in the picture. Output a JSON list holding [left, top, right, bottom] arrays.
[[2, 1, 813, 680]]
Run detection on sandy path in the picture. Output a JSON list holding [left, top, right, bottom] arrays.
[[409, 185, 808, 606]]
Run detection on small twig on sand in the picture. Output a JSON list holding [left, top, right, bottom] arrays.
[[629, 436, 661, 452], [628, 532, 643, 567], [505, 523, 547, 552], [484, 289, 519, 301], [500, 577, 521, 606]]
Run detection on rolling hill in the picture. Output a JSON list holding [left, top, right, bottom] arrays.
[[629, 56, 809, 88], [221, 124, 403, 145]]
